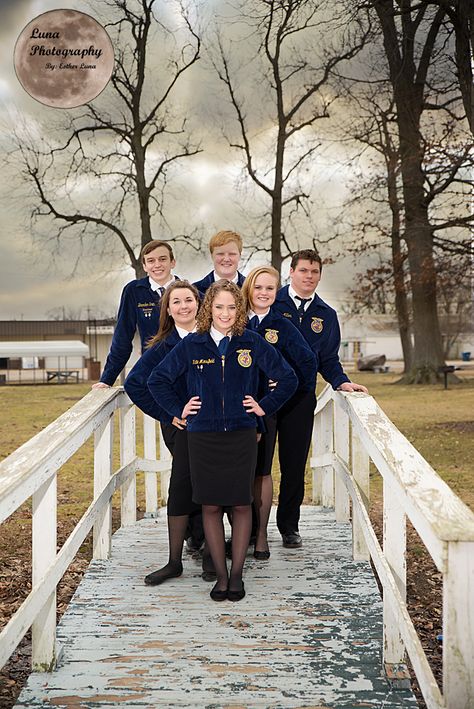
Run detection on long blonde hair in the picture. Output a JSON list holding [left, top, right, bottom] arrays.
[[241, 266, 280, 313], [196, 280, 247, 336]]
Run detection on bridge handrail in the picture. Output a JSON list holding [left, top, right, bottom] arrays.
[[0, 387, 169, 672], [311, 384, 474, 709]]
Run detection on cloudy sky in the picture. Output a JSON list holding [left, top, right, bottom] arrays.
[[0, 0, 361, 321]]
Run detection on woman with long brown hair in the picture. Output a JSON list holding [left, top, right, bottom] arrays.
[[148, 280, 298, 602]]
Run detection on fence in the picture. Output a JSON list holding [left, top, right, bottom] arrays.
[[311, 385, 474, 709]]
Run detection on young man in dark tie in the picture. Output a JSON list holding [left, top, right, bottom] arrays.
[[273, 249, 368, 548]]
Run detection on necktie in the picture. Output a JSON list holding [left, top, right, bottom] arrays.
[[295, 296, 310, 321], [158, 286, 165, 298], [218, 336, 229, 355], [248, 315, 259, 330]]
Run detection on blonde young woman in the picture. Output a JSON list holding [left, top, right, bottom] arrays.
[[241, 267, 317, 559], [148, 281, 297, 602]]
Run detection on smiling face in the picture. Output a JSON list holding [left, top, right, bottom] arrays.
[[211, 290, 237, 335], [211, 240, 241, 280], [167, 287, 198, 330], [251, 272, 278, 314], [289, 259, 321, 298], [143, 246, 176, 285]]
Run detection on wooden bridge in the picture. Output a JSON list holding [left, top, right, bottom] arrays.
[[0, 386, 473, 708]]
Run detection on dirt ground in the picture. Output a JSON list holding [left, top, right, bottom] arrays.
[[1, 372, 473, 708]]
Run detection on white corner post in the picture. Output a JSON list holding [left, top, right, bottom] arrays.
[[321, 400, 334, 508], [143, 413, 159, 516], [31, 474, 57, 671], [443, 541, 474, 708], [120, 404, 136, 526], [383, 477, 406, 666], [334, 397, 350, 522], [93, 414, 113, 559], [311, 407, 322, 505], [351, 429, 370, 561], [159, 424, 171, 507]]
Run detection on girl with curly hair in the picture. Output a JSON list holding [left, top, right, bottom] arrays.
[[148, 280, 297, 602]]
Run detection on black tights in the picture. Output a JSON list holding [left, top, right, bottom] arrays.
[[202, 504, 251, 592], [145, 514, 188, 584]]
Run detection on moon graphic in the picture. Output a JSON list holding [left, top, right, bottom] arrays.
[[14, 9, 114, 109]]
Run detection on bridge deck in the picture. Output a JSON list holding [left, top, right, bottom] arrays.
[[15, 507, 418, 708]]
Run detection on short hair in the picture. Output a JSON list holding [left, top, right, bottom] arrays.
[[241, 266, 280, 312], [209, 230, 243, 254], [196, 280, 247, 336], [290, 249, 322, 270], [147, 280, 199, 347], [141, 240, 175, 264]]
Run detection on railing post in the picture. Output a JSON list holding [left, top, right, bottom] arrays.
[[443, 541, 474, 708], [321, 399, 334, 508], [312, 408, 322, 504], [334, 397, 350, 522], [351, 430, 370, 561], [31, 475, 57, 671], [93, 414, 113, 559], [159, 424, 171, 506], [143, 413, 159, 517], [383, 477, 407, 668], [120, 404, 136, 526]]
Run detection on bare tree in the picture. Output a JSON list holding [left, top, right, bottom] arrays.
[[210, 0, 367, 272], [13, 0, 202, 277]]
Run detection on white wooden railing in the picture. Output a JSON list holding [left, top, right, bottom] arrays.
[[311, 385, 474, 709], [0, 388, 170, 672]]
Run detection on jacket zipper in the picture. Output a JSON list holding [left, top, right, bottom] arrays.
[[221, 355, 226, 431]]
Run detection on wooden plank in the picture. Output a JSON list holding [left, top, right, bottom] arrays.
[[334, 399, 350, 523], [143, 413, 159, 516], [93, 415, 114, 560], [120, 405, 136, 526], [15, 507, 418, 708], [351, 430, 370, 561]]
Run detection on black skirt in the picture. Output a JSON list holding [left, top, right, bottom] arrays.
[[255, 413, 278, 477], [167, 428, 200, 516], [187, 428, 257, 506]]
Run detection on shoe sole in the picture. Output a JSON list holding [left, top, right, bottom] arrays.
[[282, 542, 302, 549]]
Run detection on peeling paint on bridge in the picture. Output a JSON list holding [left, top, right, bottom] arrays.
[[15, 507, 418, 708]]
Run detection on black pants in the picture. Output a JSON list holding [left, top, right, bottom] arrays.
[[276, 389, 316, 535]]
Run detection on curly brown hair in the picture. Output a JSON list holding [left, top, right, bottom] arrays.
[[196, 280, 247, 336], [146, 280, 200, 348]]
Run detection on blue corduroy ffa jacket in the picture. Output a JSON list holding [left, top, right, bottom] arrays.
[[273, 286, 350, 390], [100, 276, 180, 386], [124, 327, 188, 424], [193, 271, 246, 298], [249, 310, 317, 394], [147, 329, 298, 433]]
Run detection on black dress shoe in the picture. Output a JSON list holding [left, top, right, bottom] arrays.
[[210, 583, 228, 602], [185, 536, 203, 553], [225, 539, 232, 559], [282, 532, 302, 548], [144, 561, 183, 586], [228, 583, 245, 602], [201, 570, 217, 582], [253, 548, 270, 560]]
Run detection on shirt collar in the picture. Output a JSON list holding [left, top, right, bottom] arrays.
[[210, 325, 232, 346], [248, 308, 269, 322], [149, 276, 175, 292], [212, 270, 238, 284], [175, 325, 195, 339], [288, 284, 315, 308]]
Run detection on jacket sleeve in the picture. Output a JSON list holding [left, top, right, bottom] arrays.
[[147, 340, 189, 420], [100, 284, 137, 386], [124, 343, 173, 424], [281, 321, 317, 392], [256, 338, 298, 416], [318, 315, 350, 390]]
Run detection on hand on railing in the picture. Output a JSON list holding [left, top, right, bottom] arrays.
[[337, 381, 368, 393], [91, 382, 111, 390]]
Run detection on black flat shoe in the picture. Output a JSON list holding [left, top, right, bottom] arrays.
[[210, 583, 228, 602], [253, 549, 270, 560], [144, 561, 183, 586], [201, 570, 217, 582], [228, 583, 245, 602]]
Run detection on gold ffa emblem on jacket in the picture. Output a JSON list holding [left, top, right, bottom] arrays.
[[237, 349, 252, 367], [311, 317, 323, 333], [264, 329, 279, 344]]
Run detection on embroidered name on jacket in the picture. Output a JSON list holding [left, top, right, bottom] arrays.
[[237, 349, 252, 367], [138, 301, 158, 318], [192, 358, 215, 365]]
